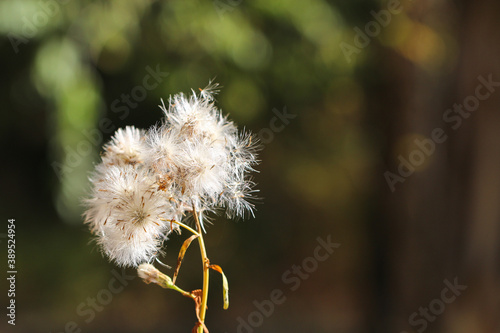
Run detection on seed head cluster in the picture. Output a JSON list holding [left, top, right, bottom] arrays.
[[84, 83, 259, 267]]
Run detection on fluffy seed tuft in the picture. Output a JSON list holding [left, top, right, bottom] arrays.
[[84, 83, 259, 267]]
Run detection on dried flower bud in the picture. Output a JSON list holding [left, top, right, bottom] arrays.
[[137, 263, 173, 288]]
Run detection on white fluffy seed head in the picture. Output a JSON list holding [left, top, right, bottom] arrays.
[[102, 126, 147, 166], [143, 124, 180, 172], [84, 165, 178, 267], [84, 82, 259, 267]]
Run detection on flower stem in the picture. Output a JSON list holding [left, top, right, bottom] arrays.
[[169, 283, 197, 300], [192, 205, 209, 333], [167, 219, 200, 236], [137, 263, 196, 300]]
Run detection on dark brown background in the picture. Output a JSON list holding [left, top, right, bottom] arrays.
[[1, 0, 499, 332]]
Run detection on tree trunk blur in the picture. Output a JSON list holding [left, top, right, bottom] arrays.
[[381, 0, 500, 332]]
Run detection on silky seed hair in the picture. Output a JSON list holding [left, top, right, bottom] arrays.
[[84, 82, 259, 267]]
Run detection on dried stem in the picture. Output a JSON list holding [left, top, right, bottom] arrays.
[[192, 204, 209, 333], [170, 284, 197, 300], [166, 218, 200, 236]]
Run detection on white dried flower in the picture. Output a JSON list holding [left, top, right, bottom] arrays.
[[102, 126, 147, 166], [84, 82, 259, 268], [84, 165, 177, 267], [143, 124, 180, 174]]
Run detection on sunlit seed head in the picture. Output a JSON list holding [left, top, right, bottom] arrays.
[[84, 81, 260, 267]]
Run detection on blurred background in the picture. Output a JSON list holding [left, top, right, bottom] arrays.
[[1, 0, 500, 332]]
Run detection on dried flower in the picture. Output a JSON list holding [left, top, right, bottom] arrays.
[[102, 126, 147, 166], [84, 82, 259, 267]]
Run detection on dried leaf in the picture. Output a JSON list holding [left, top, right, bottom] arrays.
[[209, 264, 229, 310], [191, 289, 209, 333], [173, 234, 199, 284]]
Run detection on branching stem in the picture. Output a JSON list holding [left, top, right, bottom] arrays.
[[165, 219, 200, 236]]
